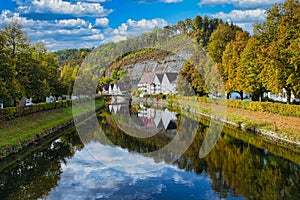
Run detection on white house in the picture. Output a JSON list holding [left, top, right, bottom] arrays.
[[137, 72, 157, 96], [161, 73, 178, 95], [109, 82, 130, 95], [137, 72, 178, 96], [265, 89, 300, 103], [153, 74, 164, 94]]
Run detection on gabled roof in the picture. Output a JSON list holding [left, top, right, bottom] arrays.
[[116, 82, 130, 92], [138, 72, 156, 84], [102, 84, 110, 91], [164, 73, 178, 83], [155, 74, 164, 84]]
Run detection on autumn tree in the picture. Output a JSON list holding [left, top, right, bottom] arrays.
[[254, 0, 300, 104], [239, 36, 267, 101], [221, 31, 250, 100], [207, 23, 242, 64], [0, 21, 64, 105]]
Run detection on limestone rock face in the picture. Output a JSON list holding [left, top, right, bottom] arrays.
[[122, 52, 190, 82]]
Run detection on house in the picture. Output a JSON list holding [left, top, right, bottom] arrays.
[[101, 84, 110, 94], [109, 82, 130, 95], [265, 89, 300, 103], [161, 73, 178, 95], [137, 72, 179, 96], [153, 74, 164, 94], [137, 72, 157, 96]]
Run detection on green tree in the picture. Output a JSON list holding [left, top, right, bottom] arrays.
[[221, 31, 250, 99], [207, 23, 242, 63], [240, 36, 267, 101], [0, 29, 14, 106], [254, 0, 300, 104], [1, 21, 31, 104]]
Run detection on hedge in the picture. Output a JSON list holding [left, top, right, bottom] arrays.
[[0, 100, 72, 121], [226, 100, 300, 117], [175, 96, 300, 118]]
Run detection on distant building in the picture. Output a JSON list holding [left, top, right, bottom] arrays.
[[161, 73, 178, 95], [137, 72, 157, 96], [137, 72, 178, 96], [101, 84, 110, 94], [109, 82, 130, 95], [265, 89, 300, 103]]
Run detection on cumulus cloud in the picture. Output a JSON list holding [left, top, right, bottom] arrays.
[[0, 10, 105, 50], [211, 9, 266, 33], [211, 9, 266, 23], [198, 0, 285, 9], [95, 17, 109, 27], [111, 18, 168, 42], [0, 9, 171, 50], [17, 0, 112, 17]]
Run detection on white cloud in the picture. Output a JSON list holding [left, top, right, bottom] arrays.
[[17, 0, 112, 17], [211, 9, 266, 23], [211, 9, 266, 33], [0, 10, 171, 50], [56, 18, 90, 27], [95, 18, 109, 27], [198, 0, 285, 9], [0, 10, 105, 50], [111, 18, 168, 42]]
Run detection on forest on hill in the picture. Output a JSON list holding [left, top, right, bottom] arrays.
[[0, 0, 299, 106]]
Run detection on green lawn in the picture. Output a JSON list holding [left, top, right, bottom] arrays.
[[0, 99, 105, 158]]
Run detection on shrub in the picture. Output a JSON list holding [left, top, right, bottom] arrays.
[[0, 100, 72, 121], [177, 96, 300, 118]]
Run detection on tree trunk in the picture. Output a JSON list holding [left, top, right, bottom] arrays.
[[259, 92, 263, 102], [226, 93, 230, 99], [286, 89, 292, 104], [239, 91, 243, 100]]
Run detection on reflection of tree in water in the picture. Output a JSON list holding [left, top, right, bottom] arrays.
[[101, 108, 300, 200], [177, 130, 300, 199], [0, 128, 83, 200], [99, 109, 172, 153]]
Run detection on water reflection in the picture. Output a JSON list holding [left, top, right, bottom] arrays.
[[0, 105, 299, 199]]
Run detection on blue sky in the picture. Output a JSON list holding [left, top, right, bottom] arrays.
[[0, 0, 285, 50]]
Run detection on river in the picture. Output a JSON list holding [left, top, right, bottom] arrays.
[[0, 103, 299, 200]]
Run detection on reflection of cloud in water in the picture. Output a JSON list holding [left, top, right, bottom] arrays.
[[45, 142, 227, 200], [85, 142, 167, 173]]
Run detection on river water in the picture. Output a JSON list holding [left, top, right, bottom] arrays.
[[0, 104, 299, 200]]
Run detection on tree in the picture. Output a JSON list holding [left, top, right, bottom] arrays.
[[254, 0, 300, 104], [240, 36, 267, 101], [0, 30, 14, 106], [207, 23, 242, 63], [1, 21, 32, 105], [221, 31, 250, 100]]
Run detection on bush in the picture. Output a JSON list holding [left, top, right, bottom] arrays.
[[178, 96, 300, 118], [0, 100, 72, 121]]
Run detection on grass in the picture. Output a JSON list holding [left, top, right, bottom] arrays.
[[171, 98, 300, 142], [0, 99, 105, 158]]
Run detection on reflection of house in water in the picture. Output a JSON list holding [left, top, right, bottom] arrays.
[[138, 108, 177, 132], [108, 104, 178, 136], [109, 104, 123, 114]]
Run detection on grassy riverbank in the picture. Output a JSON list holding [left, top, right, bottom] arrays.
[[171, 98, 300, 143], [135, 96, 300, 148], [0, 99, 105, 159]]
